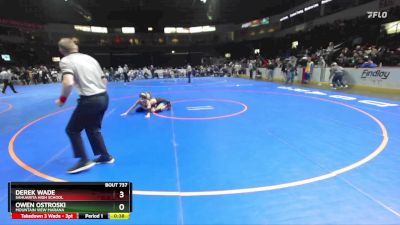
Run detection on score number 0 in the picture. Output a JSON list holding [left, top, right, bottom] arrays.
[[119, 191, 125, 211]]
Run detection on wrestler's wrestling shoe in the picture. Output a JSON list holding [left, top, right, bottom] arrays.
[[67, 159, 95, 174]]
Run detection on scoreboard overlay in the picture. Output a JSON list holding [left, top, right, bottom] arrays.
[[8, 182, 132, 220]]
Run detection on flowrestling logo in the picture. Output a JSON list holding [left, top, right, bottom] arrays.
[[277, 86, 398, 108], [361, 69, 390, 79], [367, 11, 388, 18]]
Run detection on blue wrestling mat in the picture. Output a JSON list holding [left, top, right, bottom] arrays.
[[1, 77, 400, 224]]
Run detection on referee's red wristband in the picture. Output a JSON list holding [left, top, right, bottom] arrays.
[[59, 96, 67, 103]]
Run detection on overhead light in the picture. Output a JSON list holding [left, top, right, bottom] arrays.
[[164, 27, 176, 34], [176, 28, 190, 33], [201, 25, 216, 32], [190, 26, 203, 33], [90, 26, 108, 33], [148, 27, 153, 31], [241, 22, 252, 28], [200, 0, 207, 3], [280, 16, 289, 22], [122, 27, 135, 34], [304, 3, 319, 11], [290, 9, 304, 18], [321, 0, 332, 4], [171, 50, 175, 54], [74, 25, 108, 33], [74, 25, 91, 32], [164, 26, 216, 34]]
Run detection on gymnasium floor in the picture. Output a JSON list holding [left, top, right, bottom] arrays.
[[1, 77, 400, 225]]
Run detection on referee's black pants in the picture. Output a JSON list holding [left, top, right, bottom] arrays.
[[66, 92, 110, 160], [2, 80, 17, 93], [187, 72, 191, 83], [123, 73, 129, 82]]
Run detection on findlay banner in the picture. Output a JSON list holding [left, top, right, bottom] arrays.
[[354, 68, 399, 89], [246, 67, 400, 90]]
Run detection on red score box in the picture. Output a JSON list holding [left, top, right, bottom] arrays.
[[12, 212, 78, 220]]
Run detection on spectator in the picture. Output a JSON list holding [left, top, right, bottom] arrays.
[[286, 56, 297, 84], [267, 59, 276, 81], [1, 67, 18, 94], [360, 59, 378, 68], [329, 62, 348, 89], [304, 57, 314, 84]]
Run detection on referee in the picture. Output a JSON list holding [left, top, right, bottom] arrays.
[[186, 64, 192, 83], [1, 68, 18, 94], [56, 37, 114, 174]]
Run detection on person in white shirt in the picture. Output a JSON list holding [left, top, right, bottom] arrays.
[[186, 64, 192, 83], [121, 65, 129, 82], [56, 37, 114, 174], [1, 68, 18, 94], [143, 67, 151, 79], [329, 62, 348, 89]]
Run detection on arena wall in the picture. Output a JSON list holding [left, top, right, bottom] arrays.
[[246, 67, 400, 90]]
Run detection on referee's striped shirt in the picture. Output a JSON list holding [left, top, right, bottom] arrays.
[[59, 53, 106, 96]]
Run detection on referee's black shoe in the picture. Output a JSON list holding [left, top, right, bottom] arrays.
[[67, 159, 95, 174], [94, 155, 115, 164]]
